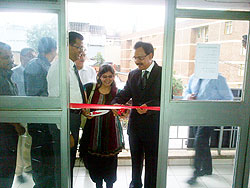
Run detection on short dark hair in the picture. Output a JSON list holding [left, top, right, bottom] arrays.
[[69, 31, 84, 45], [38, 37, 57, 54], [134, 41, 154, 57], [20, 48, 35, 56], [0, 42, 11, 55]]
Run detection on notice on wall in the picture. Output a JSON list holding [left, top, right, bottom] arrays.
[[194, 43, 220, 79]]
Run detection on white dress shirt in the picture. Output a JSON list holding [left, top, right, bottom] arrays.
[[11, 64, 26, 96], [142, 61, 155, 78], [47, 59, 82, 103], [47, 60, 83, 130], [47, 60, 59, 97], [183, 74, 233, 100], [78, 64, 97, 85], [69, 59, 83, 103]]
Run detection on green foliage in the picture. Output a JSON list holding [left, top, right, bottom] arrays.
[[26, 24, 57, 51], [172, 75, 183, 96], [93, 52, 105, 66]]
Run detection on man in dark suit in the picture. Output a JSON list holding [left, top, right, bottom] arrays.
[[112, 41, 161, 188]]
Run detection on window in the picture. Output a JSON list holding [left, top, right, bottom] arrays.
[[225, 21, 233, 34], [197, 26, 209, 42], [238, 64, 245, 76], [173, 18, 248, 101], [198, 28, 202, 38], [0, 12, 59, 98]]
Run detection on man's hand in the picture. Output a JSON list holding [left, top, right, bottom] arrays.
[[188, 93, 197, 100], [136, 104, 148, 114], [70, 134, 75, 148], [112, 104, 120, 116], [13, 123, 25, 136], [118, 109, 130, 119]]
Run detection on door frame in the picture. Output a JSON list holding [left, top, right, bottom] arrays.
[[157, 1, 250, 187], [0, 0, 70, 187]]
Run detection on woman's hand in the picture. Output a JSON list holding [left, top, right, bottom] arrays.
[[82, 109, 93, 119]]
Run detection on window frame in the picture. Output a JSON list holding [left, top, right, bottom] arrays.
[[225, 21, 233, 35], [0, 1, 70, 187], [157, 2, 250, 188]]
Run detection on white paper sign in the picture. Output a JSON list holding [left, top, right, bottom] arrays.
[[194, 43, 220, 79]]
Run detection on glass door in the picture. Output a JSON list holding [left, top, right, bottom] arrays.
[[0, 0, 69, 187], [157, 1, 250, 188]]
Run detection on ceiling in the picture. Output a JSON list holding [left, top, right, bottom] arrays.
[[68, 0, 250, 11]]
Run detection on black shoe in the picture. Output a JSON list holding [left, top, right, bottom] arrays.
[[129, 183, 135, 188], [96, 180, 103, 188], [187, 176, 197, 185], [106, 182, 113, 188], [129, 182, 142, 188], [96, 184, 103, 188], [17, 175, 27, 183]]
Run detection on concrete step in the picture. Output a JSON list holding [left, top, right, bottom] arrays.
[[75, 149, 236, 167]]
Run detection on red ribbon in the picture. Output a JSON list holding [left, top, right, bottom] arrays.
[[70, 103, 160, 111]]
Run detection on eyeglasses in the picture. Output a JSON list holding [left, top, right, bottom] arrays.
[[101, 75, 113, 79], [71, 44, 84, 51], [132, 54, 148, 61], [80, 52, 86, 57]]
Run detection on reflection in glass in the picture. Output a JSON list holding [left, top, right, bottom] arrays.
[[0, 12, 59, 97], [27, 123, 60, 188], [177, 0, 250, 11], [0, 42, 20, 187], [12, 48, 37, 96], [0, 122, 25, 188], [183, 74, 234, 101], [0, 53, 61, 186], [0, 122, 61, 188], [24, 37, 57, 96], [172, 18, 249, 101], [167, 126, 238, 188]]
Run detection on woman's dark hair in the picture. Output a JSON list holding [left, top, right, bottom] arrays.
[[97, 64, 116, 88]]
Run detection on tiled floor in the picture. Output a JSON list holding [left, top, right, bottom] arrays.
[[12, 164, 249, 188]]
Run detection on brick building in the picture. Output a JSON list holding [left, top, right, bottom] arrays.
[[120, 19, 248, 90]]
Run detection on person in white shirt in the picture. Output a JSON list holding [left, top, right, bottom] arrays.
[[75, 51, 97, 85], [11, 48, 36, 183], [12, 48, 36, 96], [47, 31, 85, 188]]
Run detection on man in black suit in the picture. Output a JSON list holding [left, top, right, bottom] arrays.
[[112, 41, 161, 188]]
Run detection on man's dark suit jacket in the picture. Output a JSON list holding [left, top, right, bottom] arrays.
[[112, 62, 161, 140]]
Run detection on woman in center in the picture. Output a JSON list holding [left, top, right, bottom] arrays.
[[79, 64, 124, 188]]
